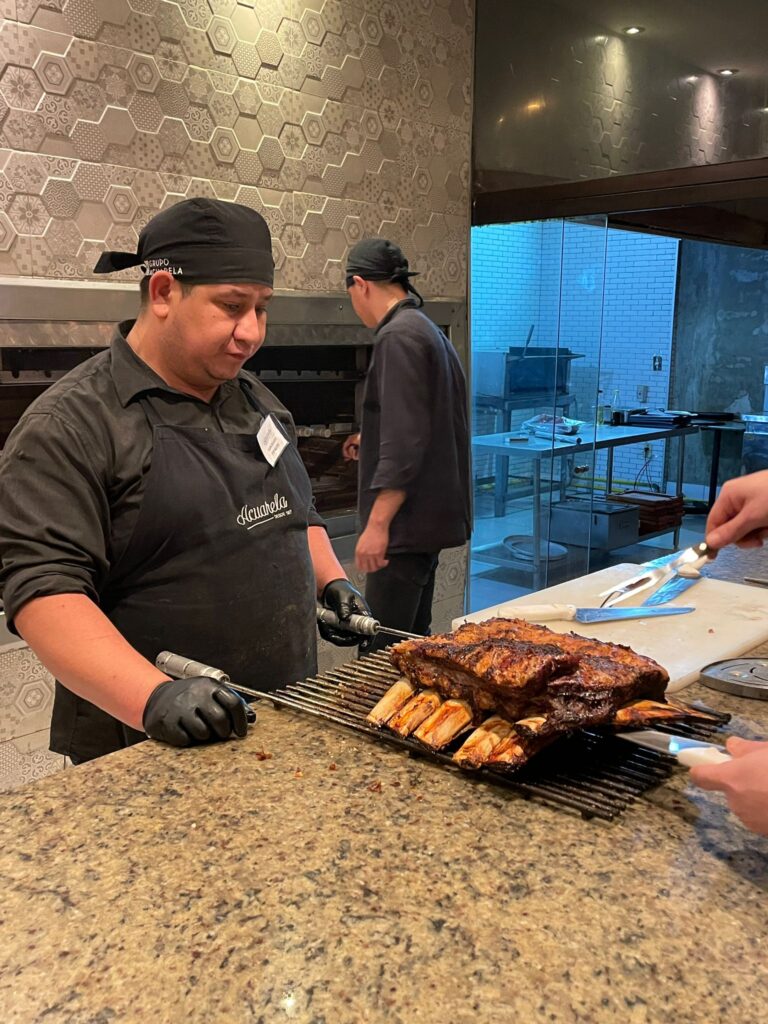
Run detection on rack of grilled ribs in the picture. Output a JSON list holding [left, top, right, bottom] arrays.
[[367, 617, 717, 771]]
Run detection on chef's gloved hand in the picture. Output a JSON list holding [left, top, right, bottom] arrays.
[[318, 578, 374, 651], [143, 677, 252, 747]]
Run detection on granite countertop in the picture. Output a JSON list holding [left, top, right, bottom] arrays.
[[1, 677, 768, 1024], [3, 547, 768, 1022]]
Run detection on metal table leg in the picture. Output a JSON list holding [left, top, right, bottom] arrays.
[[606, 447, 614, 497], [532, 456, 543, 589], [673, 432, 687, 547], [707, 427, 723, 511], [494, 452, 510, 517]]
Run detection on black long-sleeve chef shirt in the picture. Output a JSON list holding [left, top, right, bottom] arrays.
[[0, 321, 324, 632], [358, 298, 471, 554]]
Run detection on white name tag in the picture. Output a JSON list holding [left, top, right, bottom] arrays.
[[257, 415, 289, 467]]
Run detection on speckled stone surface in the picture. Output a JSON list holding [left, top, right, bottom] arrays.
[[1, 676, 768, 1024], [3, 548, 768, 1022]]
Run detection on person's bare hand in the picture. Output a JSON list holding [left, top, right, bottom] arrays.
[[355, 523, 389, 573], [705, 470, 768, 550], [342, 433, 360, 462], [691, 737, 768, 836]]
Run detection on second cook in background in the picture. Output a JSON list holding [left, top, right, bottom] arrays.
[[344, 238, 471, 646]]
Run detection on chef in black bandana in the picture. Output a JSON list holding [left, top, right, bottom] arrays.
[[344, 238, 471, 645], [0, 198, 371, 763]]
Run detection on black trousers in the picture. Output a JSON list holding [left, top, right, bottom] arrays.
[[364, 552, 440, 650]]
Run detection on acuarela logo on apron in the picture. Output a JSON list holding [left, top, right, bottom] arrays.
[[237, 492, 293, 530]]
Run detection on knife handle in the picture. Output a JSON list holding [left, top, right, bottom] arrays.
[[677, 747, 732, 768], [511, 604, 576, 622]]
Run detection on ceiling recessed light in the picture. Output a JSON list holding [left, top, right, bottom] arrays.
[[623, 26, 645, 35], [718, 68, 739, 76]]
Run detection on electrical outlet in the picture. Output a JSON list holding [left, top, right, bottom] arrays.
[[652, 355, 663, 371], [643, 443, 653, 460], [636, 384, 649, 403]]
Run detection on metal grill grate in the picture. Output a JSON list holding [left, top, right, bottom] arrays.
[[256, 651, 729, 821]]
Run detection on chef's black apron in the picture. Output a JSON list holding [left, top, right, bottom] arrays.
[[50, 384, 317, 763]]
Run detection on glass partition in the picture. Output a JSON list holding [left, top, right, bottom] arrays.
[[468, 216, 607, 611], [468, 216, 689, 614]]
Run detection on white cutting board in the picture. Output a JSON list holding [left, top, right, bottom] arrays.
[[453, 564, 768, 693]]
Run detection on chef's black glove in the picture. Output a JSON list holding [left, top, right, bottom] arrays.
[[319, 578, 374, 651], [143, 677, 252, 747]]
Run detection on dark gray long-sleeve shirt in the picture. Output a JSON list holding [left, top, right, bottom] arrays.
[[0, 321, 324, 631], [358, 298, 471, 554]]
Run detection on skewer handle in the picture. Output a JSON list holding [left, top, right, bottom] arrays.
[[316, 604, 380, 636], [156, 650, 231, 683], [155, 651, 262, 714]]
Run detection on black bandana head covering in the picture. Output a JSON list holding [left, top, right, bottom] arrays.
[[345, 237, 423, 307], [93, 197, 274, 287]]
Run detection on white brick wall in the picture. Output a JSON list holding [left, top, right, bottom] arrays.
[[471, 220, 678, 492]]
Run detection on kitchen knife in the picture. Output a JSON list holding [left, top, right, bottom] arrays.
[[511, 603, 695, 623], [618, 729, 731, 767]]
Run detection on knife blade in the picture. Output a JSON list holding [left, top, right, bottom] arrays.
[[510, 603, 695, 623], [641, 573, 701, 606], [618, 729, 731, 767]]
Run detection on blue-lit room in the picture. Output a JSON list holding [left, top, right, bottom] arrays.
[[469, 218, 768, 610]]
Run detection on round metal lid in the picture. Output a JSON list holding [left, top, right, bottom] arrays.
[[699, 658, 768, 699]]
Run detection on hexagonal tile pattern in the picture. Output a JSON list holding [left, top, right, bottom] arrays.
[[257, 136, 284, 172], [233, 114, 262, 150], [361, 14, 383, 46], [68, 169, 106, 208], [0, 0, 471, 296], [9, 194, 48, 236], [0, 210, 16, 251], [230, 5, 260, 43], [126, 92, 164, 134], [42, 179, 81, 218], [156, 80, 190, 119], [207, 16, 236, 54], [4, 154, 46, 195], [0, 65, 43, 111], [101, 106, 137, 146], [34, 52, 74, 96], [256, 101, 282, 137], [104, 184, 139, 223], [128, 53, 160, 92], [277, 18, 305, 58], [301, 110, 327, 146], [211, 126, 239, 163], [300, 9, 325, 46], [233, 81, 261, 116], [256, 29, 282, 67], [44, 217, 84, 258], [70, 120, 109, 162], [278, 123, 305, 160], [208, 90, 239, 127]]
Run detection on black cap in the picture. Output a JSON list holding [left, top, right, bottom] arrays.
[[93, 197, 275, 288], [345, 237, 423, 306]]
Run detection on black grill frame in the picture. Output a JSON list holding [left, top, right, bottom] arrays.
[[252, 651, 730, 821]]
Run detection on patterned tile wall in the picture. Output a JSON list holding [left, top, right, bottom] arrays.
[[0, 0, 473, 296], [0, 0, 472, 788]]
